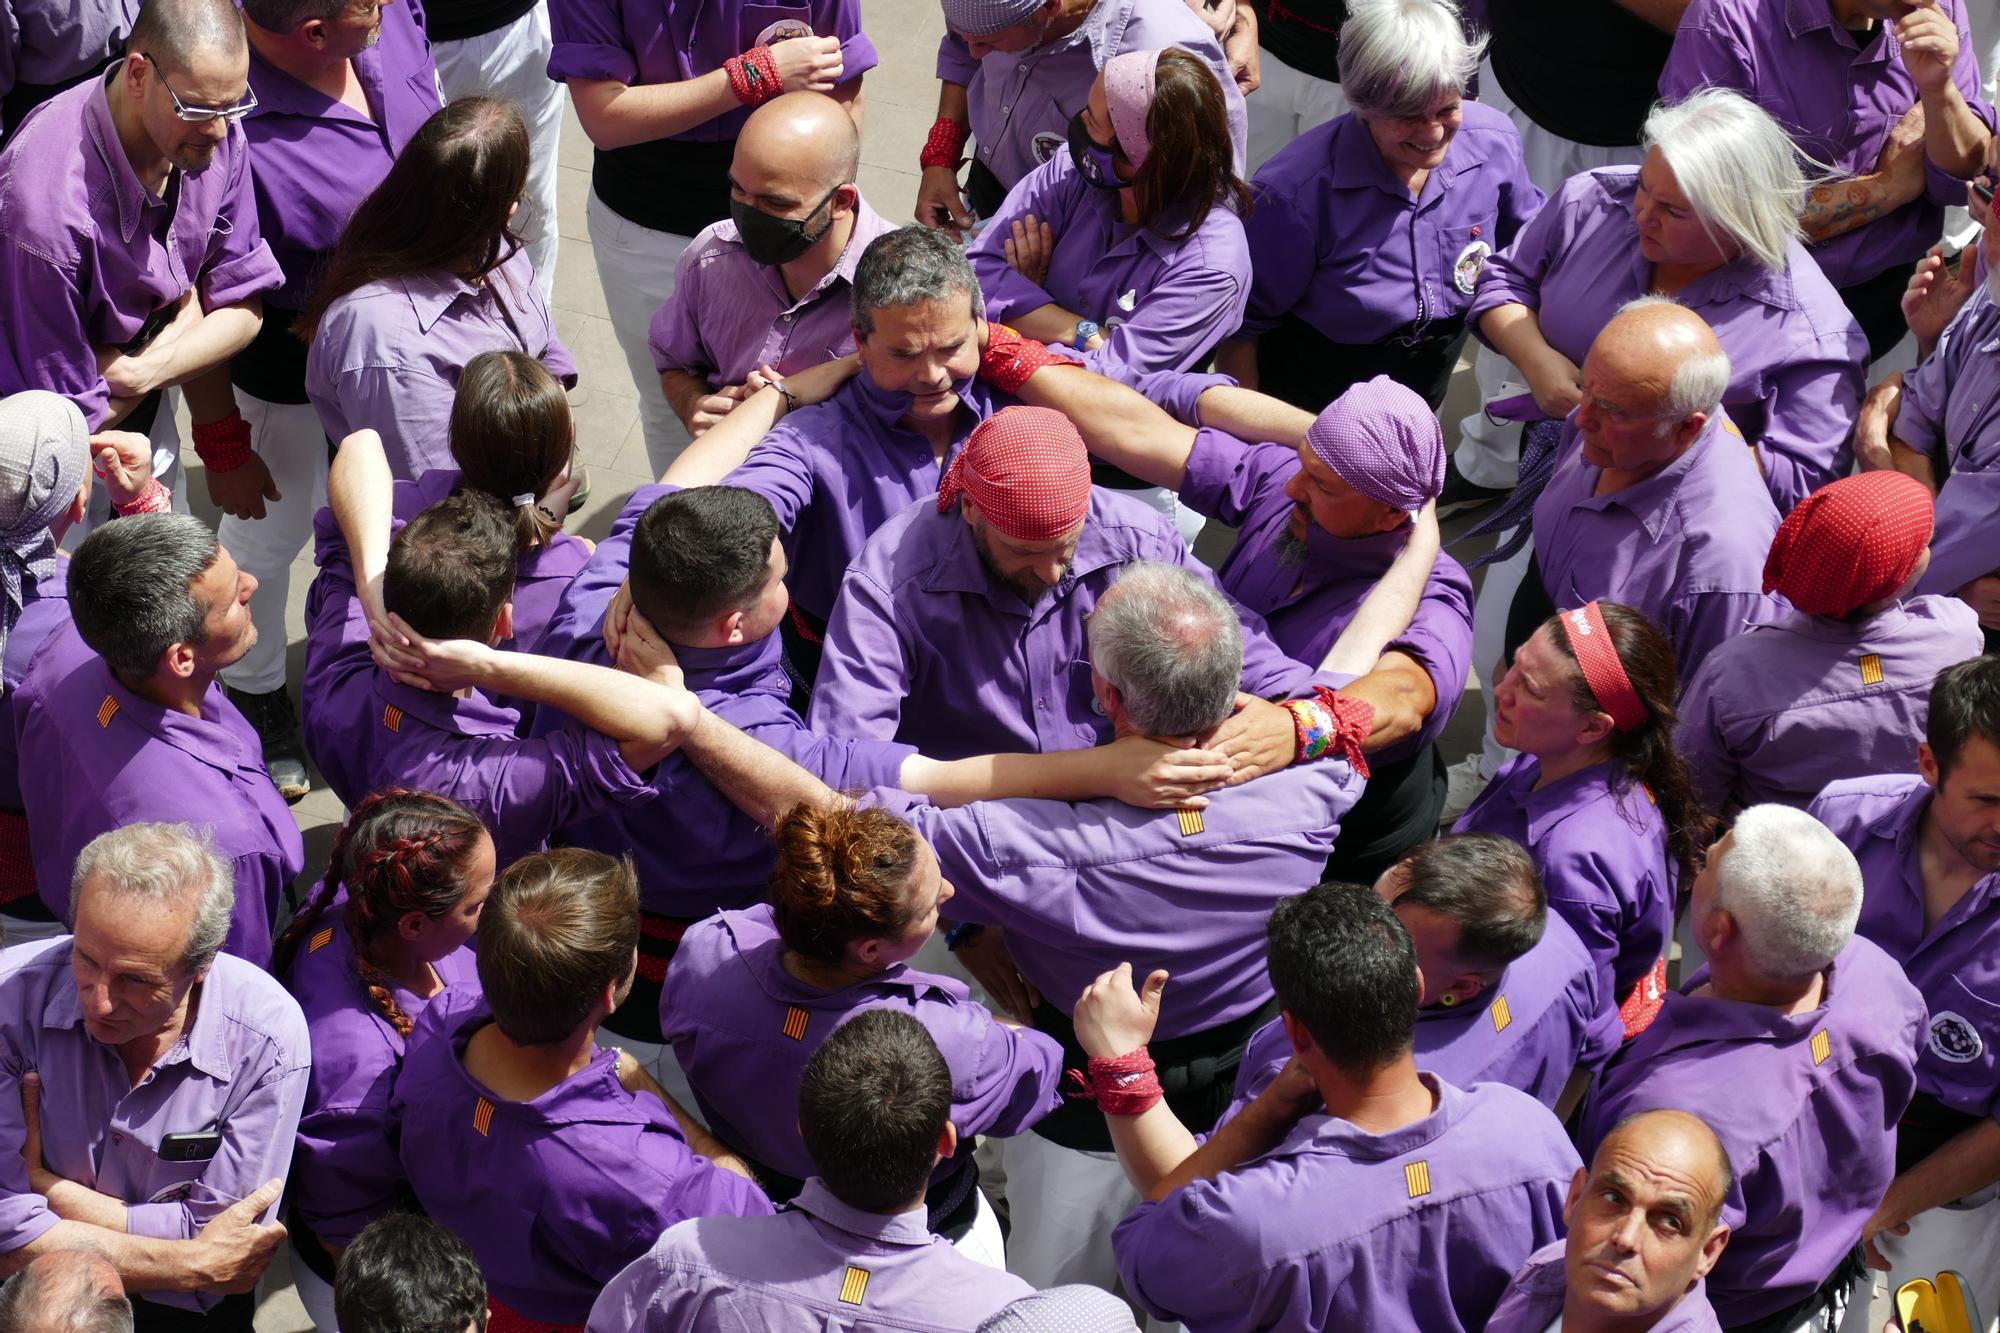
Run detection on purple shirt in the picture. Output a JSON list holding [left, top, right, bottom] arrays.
[[936, 0, 1245, 191], [1918, 466, 2000, 597], [1456, 756, 1676, 1012], [0, 557, 64, 812], [810, 487, 1314, 760], [873, 759, 1363, 1039], [660, 905, 1062, 1184], [1898, 284, 2000, 478], [0, 0, 137, 124], [1178, 426, 1475, 763], [532, 485, 914, 918], [547, 0, 875, 139], [1578, 939, 1926, 1325], [241, 1, 442, 310], [650, 195, 894, 385], [1485, 1240, 1723, 1333], [0, 939, 309, 1310], [1469, 167, 1866, 510], [1659, 0, 1994, 290], [969, 152, 1251, 383], [1810, 775, 2000, 1123], [1114, 1077, 1580, 1333], [281, 903, 479, 1248], [0, 72, 281, 426], [1531, 411, 1782, 681], [1240, 104, 1542, 345], [1677, 599, 1985, 813], [305, 245, 576, 479], [11, 623, 304, 966], [392, 985, 776, 1324], [586, 1177, 1032, 1332]]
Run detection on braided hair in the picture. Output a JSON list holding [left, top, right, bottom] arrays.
[[274, 789, 490, 1037]]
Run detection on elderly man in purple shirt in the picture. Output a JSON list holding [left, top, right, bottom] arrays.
[[1660, 0, 1995, 359], [1078, 882, 1578, 1332], [0, 0, 278, 509], [1580, 803, 1927, 1330], [1809, 655, 2000, 1326], [11, 514, 302, 967], [650, 90, 894, 439], [1488, 1109, 1732, 1333], [0, 823, 307, 1332], [589, 1011, 1032, 1331]]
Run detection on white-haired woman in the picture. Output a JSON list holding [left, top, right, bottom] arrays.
[[1218, 0, 1543, 412]]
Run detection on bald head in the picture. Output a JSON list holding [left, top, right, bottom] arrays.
[[736, 91, 862, 195], [1589, 297, 1729, 420], [1597, 1110, 1733, 1219], [0, 1250, 132, 1333], [128, 0, 247, 72]]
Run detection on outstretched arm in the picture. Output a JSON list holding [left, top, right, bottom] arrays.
[[1006, 362, 1198, 489], [1319, 502, 1438, 677], [661, 353, 861, 486]]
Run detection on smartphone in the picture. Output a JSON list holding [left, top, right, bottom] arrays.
[[156, 1131, 222, 1163]]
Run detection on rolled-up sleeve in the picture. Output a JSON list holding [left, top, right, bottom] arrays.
[[548, 0, 639, 84], [197, 142, 282, 311]]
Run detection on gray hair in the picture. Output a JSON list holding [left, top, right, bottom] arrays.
[[1338, 0, 1485, 122], [1712, 805, 1861, 981], [70, 824, 235, 976], [128, 0, 248, 70], [0, 1251, 134, 1333], [67, 514, 219, 676], [851, 225, 982, 337], [239, 0, 347, 33], [1086, 562, 1243, 737], [1617, 296, 1731, 429], [1644, 89, 1809, 274]]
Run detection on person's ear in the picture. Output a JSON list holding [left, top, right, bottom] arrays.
[[489, 602, 515, 648], [1701, 906, 1737, 961], [1279, 1008, 1312, 1058], [398, 910, 430, 942], [1576, 708, 1616, 749], [1674, 411, 1708, 451], [720, 608, 747, 645], [123, 52, 150, 98], [163, 640, 199, 680], [1561, 1165, 1587, 1231], [937, 1120, 959, 1162], [1695, 1220, 1730, 1278], [961, 498, 982, 530], [302, 17, 330, 47], [1918, 741, 1941, 792]]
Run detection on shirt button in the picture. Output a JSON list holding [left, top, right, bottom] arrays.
[[1000, 104, 1011, 114], [782, 313, 794, 323]]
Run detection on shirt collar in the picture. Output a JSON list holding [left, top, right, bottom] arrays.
[[1519, 759, 1631, 845], [1074, 0, 1136, 68], [674, 633, 790, 701], [788, 1178, 937, 1247], [923, 497, 1122, 603], [42, 943, 237, 1083], [93, 657, 267, 783], [1298, 1073, 1462, 1160], [1651, 946, 1854, 1054], [439, 990, 661, 1129], [369, 671, 523, 739], [1565, 413, 1740, 543], [1866, 777, 1934, 857], [83, 68, 163, 245], [400, 269, 486, 335], [1768, 602, 1913, 641], [1324, 111, 1486, 201]]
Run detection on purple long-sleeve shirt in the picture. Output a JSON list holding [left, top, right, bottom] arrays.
[[281, 903, 479, 1248], [1578, 939, 1926, 1326], [936, 0, 1245, 191], [1241, 103, 1542, 346], [1485, 1240, 1723, 1333], [969, 153, 1250, 383], [1531, 411, 1782, 681], [1114, 1076, 1580, 1333], [1897, 284, 2000, 478], [1469, 167, 1866, 510], [0, 0, 138, 129], [586, 1178, 1032, 1332], [1659, 0, 1994, 291], [11, 622, 303, 966], [0, 558, 63, 813], [1677, 599, 1984, 813], [393, 985, 775, 1325], [660, 905, 1063, 1183], [809, 487, 1314, 760], [0, 939, 309, 1310], [0, 72, 281, 426], [1811, 775, 2000, 1123], [304, 245, 575, 479]]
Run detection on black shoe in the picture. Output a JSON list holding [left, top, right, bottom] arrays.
[[1437, 458, 1514, 518], [567, 465, 591, 515], [225, 686, 311, 803]]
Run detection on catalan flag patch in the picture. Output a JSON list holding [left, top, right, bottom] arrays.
[[1404, 1160, 1432, 1199], [1810, 1029, 1832, 1066], [1490, 995, 1512, 1033], [472, 1097, 495, 1136], [1176, 807, 1204, 837], [838, 1265, 870, 1305], [1859, 654, 1885, 687], [308, 927, 335, 954], [383, 704, 404, 733], [782, 1006, 809, 1041], [96, 696, 119, 728]]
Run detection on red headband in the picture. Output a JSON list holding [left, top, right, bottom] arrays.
[[1562, 603, 1647, 733], [937, 406, 1093, 542]]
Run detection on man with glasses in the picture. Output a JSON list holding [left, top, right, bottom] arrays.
[[0, 0, 279, 517]]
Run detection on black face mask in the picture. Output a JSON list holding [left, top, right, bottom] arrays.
[[1066, 110, 1128, 190], [730, 183, 841, 266]]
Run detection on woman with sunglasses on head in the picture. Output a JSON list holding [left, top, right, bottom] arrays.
[[1455, 601, 1711, 1038], [1216, 0, 1541, 415]]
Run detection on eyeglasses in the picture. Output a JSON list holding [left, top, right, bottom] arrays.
[[142, 53, 259, 123]]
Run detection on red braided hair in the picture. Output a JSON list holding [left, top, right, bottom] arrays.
[[274, 789, 490, 1037]]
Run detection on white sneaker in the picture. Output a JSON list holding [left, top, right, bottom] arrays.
[[1437, 754, 1492, 829]]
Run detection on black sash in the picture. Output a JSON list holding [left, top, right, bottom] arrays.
[[1256, 311, 1469, 414], [592, 137, 736, 238], [230, 305, 312, 405]]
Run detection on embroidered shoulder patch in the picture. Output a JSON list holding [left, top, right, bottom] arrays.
[[1176, 808, 1205, 837], [96, 696, 119, 728], [1404, 1160, 1432, 1199], [472, 1096, 496, 1136], [383, 704, 404, 733], [1490, 995, 1512, 1033], [308, 927, 335, 954], [1810, 1030, 1832, 1066], [782, 1006, 809, 1041], [1859, 654, 1885, 687], [838, 1266, 870, 1305]]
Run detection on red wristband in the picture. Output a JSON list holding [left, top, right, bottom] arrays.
[[979, 322, 1058, 395], [191, 410, 252, 474], [920, 117, 970, 169], [1315, 685, 1374, 779], [112, 478, 173, 516], [724, 46, 783, 106], [1067, 1047, 1163, 1117]]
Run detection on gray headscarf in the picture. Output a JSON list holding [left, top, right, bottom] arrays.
[[0, 392, 89, 659], [975, 1286, 1140, 1333]]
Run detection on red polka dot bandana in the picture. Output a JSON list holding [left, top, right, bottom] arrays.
[[938, 406, 1093, 542], [1762, 471, 1934, 617]]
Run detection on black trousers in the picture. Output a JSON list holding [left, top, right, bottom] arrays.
[[1837, 259, 1921, 363], [132, 1293, 254, 1332], [1257, 313, 1470, 414]]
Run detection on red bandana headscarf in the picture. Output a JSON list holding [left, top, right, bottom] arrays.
[[937, 406, 1093, 541], [1762, 472, 1934, 617]]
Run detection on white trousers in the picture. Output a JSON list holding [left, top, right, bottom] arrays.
[[1243, 47, 1348, 174], [585, 188, 695, 477], [1880, 1184, 2000, 1333], [433, 2, 564, 302], [283, 1239, 340, 1333], [1776, 1272, 1877, 1333], [1468, 538, 1531, 785], [215, 394, 329, 697], [1003, 1130, 1137, 1293]]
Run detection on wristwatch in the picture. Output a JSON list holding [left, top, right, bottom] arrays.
[[1072, 320, 1100, 350]]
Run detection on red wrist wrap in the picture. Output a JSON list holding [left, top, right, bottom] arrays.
[[724, 46, 783, 106], [112, 479, 173, 515], [1317, 685, 1374, 779], [191, 410, 251, 474], [920, 117, 970, 169], [1066, 1047, 1163, 1116], [979, 323, 1058, 395]]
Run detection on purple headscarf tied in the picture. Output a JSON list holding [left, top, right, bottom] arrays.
[[1103, 48, 1161, 171], [1304, 375, 1445, 512]]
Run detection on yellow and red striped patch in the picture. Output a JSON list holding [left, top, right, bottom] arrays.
[[782, 1006, 809, 1041], [472, 1096, 495, 1136], [96, 696, 119, 728], [383, 704, 404, 733], [1176, 807, 1205, 837], [1810, 1030, 1832, 1066], [308, 927, 335, 954], [1404, 1160, 1432, 1199], [1859, 654, 1885, 687], [1490, 995, 1512, 1033], [837, 1266, 870, 1306]]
